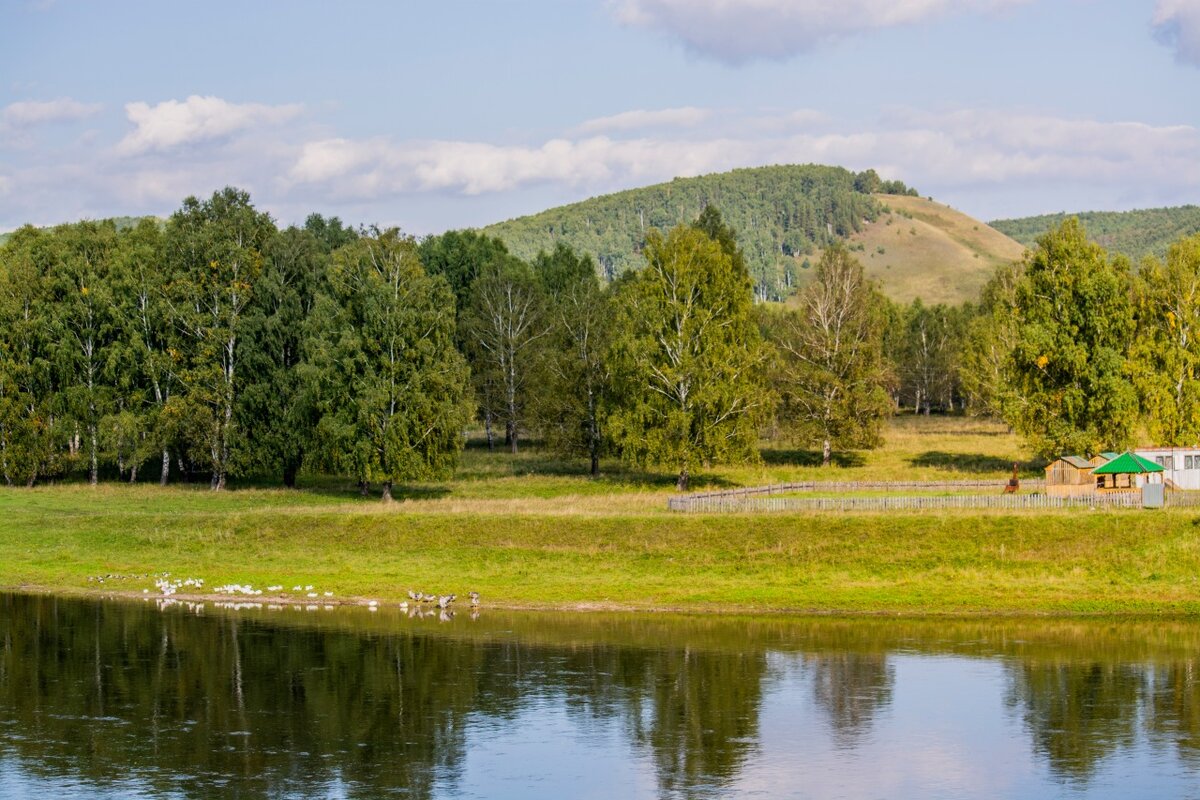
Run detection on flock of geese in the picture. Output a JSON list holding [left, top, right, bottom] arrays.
[[403, 590, 481, 610]]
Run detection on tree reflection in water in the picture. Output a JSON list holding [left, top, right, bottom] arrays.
[[3, 595, 1200, 798]]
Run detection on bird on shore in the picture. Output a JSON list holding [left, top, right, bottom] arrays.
[[437, 594, 456, 609], [407, 589, 419, 602], [468, 591, 480, 607]]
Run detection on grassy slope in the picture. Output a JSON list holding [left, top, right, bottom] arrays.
[[806, 195, 1026, 305], [2, 416, 1198, 615]]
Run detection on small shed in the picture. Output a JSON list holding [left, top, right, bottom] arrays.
[[1045, 455, 1108, 497]]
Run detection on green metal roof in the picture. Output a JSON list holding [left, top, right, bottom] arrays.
[[1092, 451, 1164, 475]]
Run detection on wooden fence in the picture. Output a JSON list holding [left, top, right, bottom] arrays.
[[680, 479, 1044, 501], [667, 488, 1194, 514]]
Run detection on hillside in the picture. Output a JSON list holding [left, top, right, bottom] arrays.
[[484, 165, 1023, 305], [824, 195, 1027, 305], [0, 216, 157, 248], [991, 206, 1200, 262]]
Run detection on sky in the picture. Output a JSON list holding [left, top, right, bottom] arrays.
[[2, 0, 1199, 234]]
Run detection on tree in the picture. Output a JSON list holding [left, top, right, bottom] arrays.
[[418, 229, 513, 314], [959, 262, 1023, 419], [763, 245, 893, 466], [48, 221, 121, 485], [460, 258, 550, 454], [308, 229, 472, 501], [895, 299, 965, 415], [238, 226, 328, 487], [111, 218, 176, 484], [532, 244, 611, 476], [1130, 233, 1200, 445], [164, 187, 276, 489], [1007, 218, 1136, 458], [0, 227, 63, 485], [609, 225, 772, 490]]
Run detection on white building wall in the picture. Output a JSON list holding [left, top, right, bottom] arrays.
[[1133, 447, 1200, 490]]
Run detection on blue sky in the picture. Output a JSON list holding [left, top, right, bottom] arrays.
[[2, 0, 1199, 234]]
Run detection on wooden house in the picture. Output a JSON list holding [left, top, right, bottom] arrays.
[[1045, 455, 1108, 497]]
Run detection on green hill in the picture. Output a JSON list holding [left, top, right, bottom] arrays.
[[991, 206, 1200, 262], [0, 216, 158, 248], [484, 165, 1022, 304]]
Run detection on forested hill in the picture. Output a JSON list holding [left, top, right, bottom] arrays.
[[483, 165, 1022, 304], [0, 216, 157, 247], [991, 206, 1200, 262], [484, 165, 920, 301]]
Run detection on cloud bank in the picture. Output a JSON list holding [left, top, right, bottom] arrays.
[[3, 94, 1197, 235], [610, 0, 1034, 63], [117, 95, 302, 155], [1154, 0, 1200, 67], [2, 98, 102, 127]]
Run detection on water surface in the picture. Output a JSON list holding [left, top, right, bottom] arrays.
[[1, 593, 1199, 798]]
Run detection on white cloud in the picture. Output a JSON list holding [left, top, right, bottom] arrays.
[[1, 98, 102, 127], [576, 106, 713, 133], [117, 95, 302, 155], [281, 108, 1200, 222], [610, 0, 1035, 63], [1154, 0, 1200, 67]]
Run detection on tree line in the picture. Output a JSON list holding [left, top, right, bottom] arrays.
[[3, 187, 1189, 494], [0, 188, 906, 494]]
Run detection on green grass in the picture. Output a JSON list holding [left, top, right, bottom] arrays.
[[3, 416, 1197, 615]]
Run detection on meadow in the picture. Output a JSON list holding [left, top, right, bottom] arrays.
[[3, 416, 1199, 615]]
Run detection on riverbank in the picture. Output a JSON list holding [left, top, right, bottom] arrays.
[[3, 485, 1199, 614], [3, 417, 1197, 615]]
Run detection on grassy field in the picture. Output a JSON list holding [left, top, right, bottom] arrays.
[[3, 416, 1199, 615]]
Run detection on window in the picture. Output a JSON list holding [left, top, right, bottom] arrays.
[[1157, 457, 1165, 467], [1166, 456, 1175, 470], [1188, 456, 1195, 470]]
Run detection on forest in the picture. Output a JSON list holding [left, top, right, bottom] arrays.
[[3, 185, 1200, 496], [992, 204, 1200, 262]]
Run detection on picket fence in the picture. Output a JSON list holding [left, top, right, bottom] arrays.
[[667, 486, 1199, 514]]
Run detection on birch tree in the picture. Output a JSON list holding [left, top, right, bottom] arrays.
[[764, 245, 892, 467], [49, 221, 121, 485], [461, 259, 550, 454], [533, 244, 611, 476], [1130, 233, 1200, 445], [308, 229, 472, 501], [609, 225, 772, 490], [1007, 218, 1136, 458], [165, 188, 274, 490]]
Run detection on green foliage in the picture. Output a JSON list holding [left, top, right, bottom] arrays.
[[958, 262, 1023, 418], [761, 245, 893, 465], [530, 244, 611, 474], [608, 225, 772, 490], [992, 206, 1200, 263], [460, 255, 550, 454], [418, 229, 516, 313], [1006, 219, 1137, 458], [485, 165, 915, 301], [307, 229, 473, 498], [237, 226, 329, 486], [891, 299, 968, 414], [1129, 234, 1200, 446], [164, 188, 277, 489]]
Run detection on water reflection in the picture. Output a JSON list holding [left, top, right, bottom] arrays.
[[1, 594, 1199, 798]]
